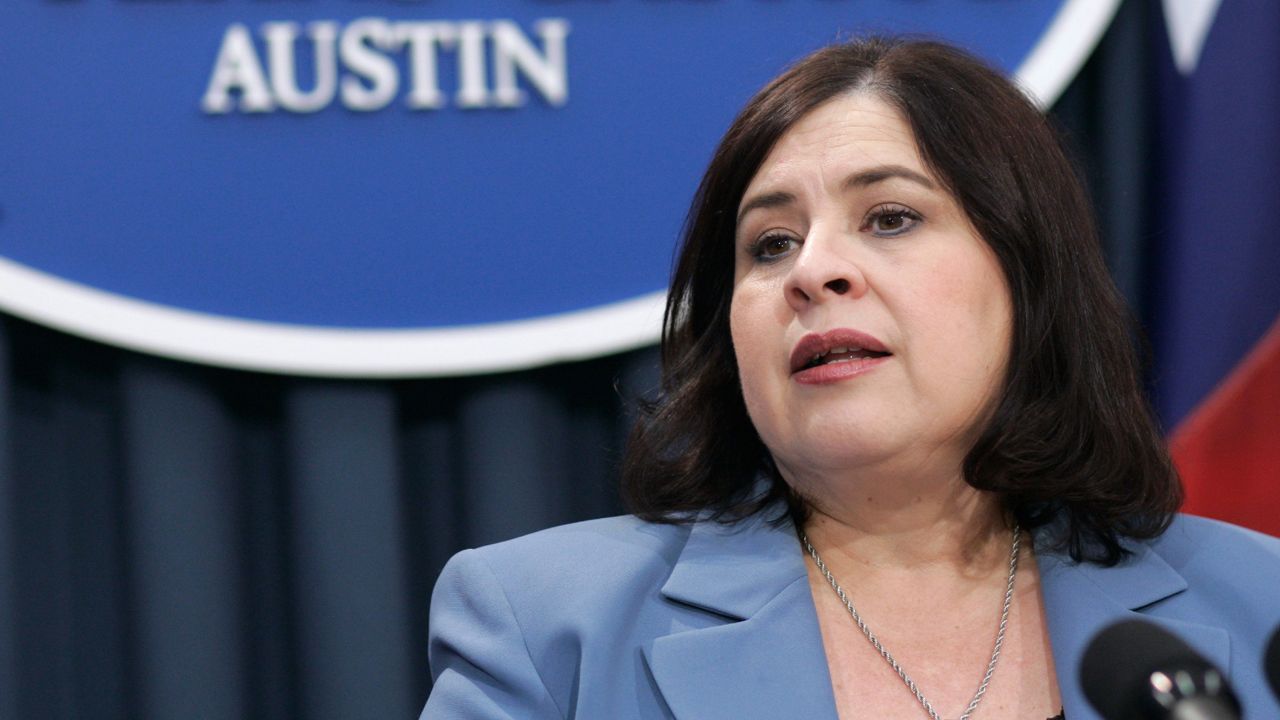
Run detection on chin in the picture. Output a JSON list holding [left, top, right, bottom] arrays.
[[766, 424, 906, 478]]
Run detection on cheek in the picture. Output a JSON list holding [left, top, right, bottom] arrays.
[[729, 296, 760, 387], [729, 288, 779, 426], [960, 255, 1014, 367], [925, 244, 1009, 331], [905, 251, 1013, 389]]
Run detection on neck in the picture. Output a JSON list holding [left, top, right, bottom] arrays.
[[786, 464, 1011, 572]]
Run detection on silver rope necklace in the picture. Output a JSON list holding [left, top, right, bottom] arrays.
[[800, 524, 1021, 720]]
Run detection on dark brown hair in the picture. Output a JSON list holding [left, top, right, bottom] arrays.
[[621, 37, 1180, 565]]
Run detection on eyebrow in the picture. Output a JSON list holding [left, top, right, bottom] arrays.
[[735, 191, 794, 225], [844, 164, 937, 191], [736, 164, 937, 225]]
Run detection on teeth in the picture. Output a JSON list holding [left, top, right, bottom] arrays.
[[814, 346, 860, 360], [806, 345, 877, 368]]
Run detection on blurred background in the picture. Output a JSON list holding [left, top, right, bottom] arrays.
[[1, 1, 1277, 718]]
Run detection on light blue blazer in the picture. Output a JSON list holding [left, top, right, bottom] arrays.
[[422, 512, 1280, 719]]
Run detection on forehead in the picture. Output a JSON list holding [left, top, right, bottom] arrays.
[[744, 93, 927, 195]]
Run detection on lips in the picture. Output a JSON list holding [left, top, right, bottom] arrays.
[[789, 329, 891, 374]]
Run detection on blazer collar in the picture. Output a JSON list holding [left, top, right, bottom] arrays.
[[644, 514, 1225, 720], [644, 512, 839, 719], [660, 511, 805, 619], [1037, 530, 1229, 720]]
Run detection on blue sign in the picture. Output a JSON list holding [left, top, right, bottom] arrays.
[[0, 0, 1118, 375]]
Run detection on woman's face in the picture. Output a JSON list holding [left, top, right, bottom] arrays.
[[729, 92, 1012, 485]]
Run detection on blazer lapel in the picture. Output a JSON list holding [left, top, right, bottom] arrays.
[[1038, 535, 1230, 720], [643, 514, 839, 720], [642, 517, 1231, 720]]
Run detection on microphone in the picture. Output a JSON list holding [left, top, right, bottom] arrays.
[[1080, 619, 1241, 719], [1266, 625, 1280, 703]]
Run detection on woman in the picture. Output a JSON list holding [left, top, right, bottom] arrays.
[[423, 38, 1280, 719]]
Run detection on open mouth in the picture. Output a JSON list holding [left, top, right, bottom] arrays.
[[789, 329, 892, 375], [801, 346, 891, 370]]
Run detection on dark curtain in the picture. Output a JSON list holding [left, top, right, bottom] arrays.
[[0, 4, 1159, 718]]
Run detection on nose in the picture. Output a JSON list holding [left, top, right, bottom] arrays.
[[784, 229, 867, 312]]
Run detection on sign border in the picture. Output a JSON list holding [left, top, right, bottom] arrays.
[[0, 0, 1120, 377]]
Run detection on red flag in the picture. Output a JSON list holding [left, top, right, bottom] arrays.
[[1150, 2, 1280, 535], [1171, 317, 1280, 535]]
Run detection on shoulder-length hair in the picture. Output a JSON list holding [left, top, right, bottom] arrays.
[[621, 37, 1180, 565]]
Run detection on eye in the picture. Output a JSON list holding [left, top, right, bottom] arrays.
[[862, 204, 922, 237], [750, 231, 800, 262]]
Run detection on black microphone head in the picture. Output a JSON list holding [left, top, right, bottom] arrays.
[[1080, 619, 1241, 720], [1266, 624, 1280, 702]]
